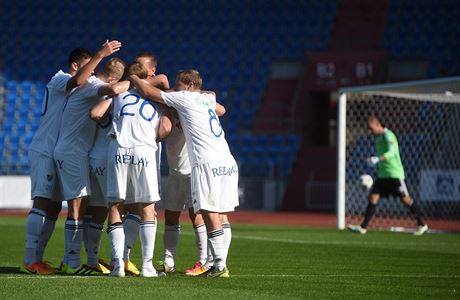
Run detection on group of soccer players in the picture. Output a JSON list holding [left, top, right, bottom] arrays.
[[21, 40, 238, 278]]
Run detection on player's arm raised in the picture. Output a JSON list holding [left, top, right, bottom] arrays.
[[66, 40, 122, 91], [128, 75, 165, 104]]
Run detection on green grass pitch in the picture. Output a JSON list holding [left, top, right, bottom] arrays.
[[0, 216, 459, 299]]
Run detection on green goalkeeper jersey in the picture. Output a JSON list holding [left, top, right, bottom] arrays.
[[375, 129, 405, 179]]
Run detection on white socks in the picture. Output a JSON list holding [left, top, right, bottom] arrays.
[[139, 220, 157, 271], [194, 224, 208, 265], [123, 213, 141, 262], [222, 223, 232, 266], [65, 219, 84, 268], [24, 208, 46, 265], [163, 224, 180, 268], [108, 222, 125, 269], [207, 228, 225, 269], [85, 223, 103, 266]]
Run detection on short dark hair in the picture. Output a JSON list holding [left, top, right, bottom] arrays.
[[67, 48, 92, 67], [135, 52, 157, 67], [368, 115, 382, 125]]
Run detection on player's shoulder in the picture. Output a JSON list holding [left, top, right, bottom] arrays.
[[47, 70, 71, 86]]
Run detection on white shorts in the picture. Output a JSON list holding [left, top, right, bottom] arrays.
[[107, 141, 160, 204], [54, 151, 91, 201], [29, 150, 62, 201], [191, 158, 239, 213], [88, 158, 108, 208], [164, 172, 192, 212]]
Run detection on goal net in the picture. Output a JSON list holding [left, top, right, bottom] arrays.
[[337, 82, 460, 231]]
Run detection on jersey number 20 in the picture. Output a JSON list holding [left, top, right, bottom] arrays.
[[120, 94, 157, 121]]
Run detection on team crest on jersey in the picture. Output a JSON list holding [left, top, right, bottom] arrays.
[[47, 174, 53, 182]]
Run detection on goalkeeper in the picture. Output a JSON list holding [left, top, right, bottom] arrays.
[[348, 116, 428, 235]]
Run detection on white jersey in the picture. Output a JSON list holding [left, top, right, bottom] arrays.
[[111, 89, 162, 148], [161, 91, 233, 165], [54, 76, 106, 156], [29, 70, 71, 157], [165, 113, 191, 175], [89, 113, 112, 160]]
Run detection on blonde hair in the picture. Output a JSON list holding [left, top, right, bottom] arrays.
[[101, 58, 126, 82], [176, 69, 202, 89]]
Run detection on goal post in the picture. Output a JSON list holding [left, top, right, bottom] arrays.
[[337, 77, 460, 231]]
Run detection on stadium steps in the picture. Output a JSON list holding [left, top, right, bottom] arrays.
[[282, 145, 336, 211], [253, 79, 298, 133]]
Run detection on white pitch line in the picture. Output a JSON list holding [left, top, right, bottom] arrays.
[[1, 274, 459, 280], [178, 232, 460, 253], [232, 274, 460, 279], [231, 234, 459, 249]]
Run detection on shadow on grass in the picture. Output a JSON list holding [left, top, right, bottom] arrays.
[[0, 266, 21, 274]]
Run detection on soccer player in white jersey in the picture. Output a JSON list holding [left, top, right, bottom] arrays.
[[120, 52, 170, 276], [21, 42, 121, 275], [54, 57, 129, 274], [106, 62, 172, 277], [129, 70, 239, 278], [79, 110, 114, 275], [157, 107, 231, 276]]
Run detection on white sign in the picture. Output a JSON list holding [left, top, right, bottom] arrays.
[[420, 170, 460, 201]]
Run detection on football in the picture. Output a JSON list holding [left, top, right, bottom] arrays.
[[359, 174, 373, 190]]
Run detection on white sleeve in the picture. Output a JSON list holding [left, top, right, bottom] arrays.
[[84, 83, 106, 98], [160, 91, 186, 109], [48, 73, 72, 92]]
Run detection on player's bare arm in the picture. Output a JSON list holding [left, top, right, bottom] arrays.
[[66, 40, 122, 92], [147, 74, 170, 91], [98, 80, 130, 97], [157, 107, 173, 141], [216, 102, 226, 117], [89, 97, 112, 122], [128, 75, 165, 104]]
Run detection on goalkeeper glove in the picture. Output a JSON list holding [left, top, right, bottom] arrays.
[[366, 156, 380, 167]]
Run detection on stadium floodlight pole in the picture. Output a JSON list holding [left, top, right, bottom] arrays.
[[336, 92, 347, 230]]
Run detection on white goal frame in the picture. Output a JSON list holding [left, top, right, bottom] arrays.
[[336, 76, 460, 230]]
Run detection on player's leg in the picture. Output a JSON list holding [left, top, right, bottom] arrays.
[[220, 214, 232, 267], [139, 202, 162, 277], [107, 201, 125, 277], [22, 151, 59, 274], [361, 193, 379, 229], [398, 180, 428, 235], [160, 173, 190, 273], [348, 178, 383, 234], [123, 203, 141, 265], [161, 209, 181, 272], [185, 209, 207, 275], [63, 197, 88, 270], [36, 200, 62, 263], [83, 205, 108, 272], [22, 197, 54, 274], [83, 161, 110, 274], [200, 210, 226, 274]]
